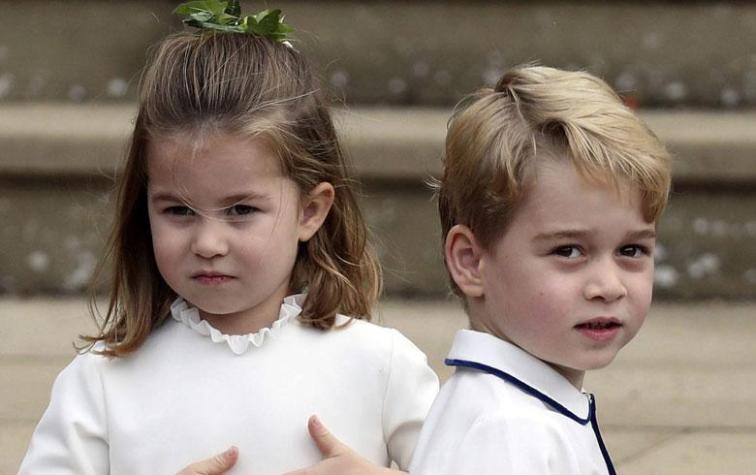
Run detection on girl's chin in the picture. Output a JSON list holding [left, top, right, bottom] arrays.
[[189, 300, 243, 317]]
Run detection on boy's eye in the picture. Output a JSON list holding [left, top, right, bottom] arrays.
[[165, 206, 194, 216], [619, 245, 648, 258], [553, 245, 582, 258]]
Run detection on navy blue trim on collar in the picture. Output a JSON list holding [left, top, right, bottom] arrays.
[[588, 394, 617, 475], [446, 358, 590, 424], [446, 358, 616, 475]]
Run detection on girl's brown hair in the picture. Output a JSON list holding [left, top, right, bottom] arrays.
[[82, 32, 381, 357]]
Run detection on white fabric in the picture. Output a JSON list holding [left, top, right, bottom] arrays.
[[410, 329, 610, 475], [169, 294, 303, 354], [19, 295, 439, 475]]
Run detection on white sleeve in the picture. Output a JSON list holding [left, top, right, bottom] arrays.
[[18, 353, 110, 475], [382, 329, 440, 471], [414, 414, 581, 475]]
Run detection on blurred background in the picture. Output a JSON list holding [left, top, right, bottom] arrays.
[[1, 1, 755, 473]]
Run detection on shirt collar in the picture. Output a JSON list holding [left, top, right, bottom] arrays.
[[446, 329, 591, 422], [170, 294, 305, 355]]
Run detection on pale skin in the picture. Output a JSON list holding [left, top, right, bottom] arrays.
[[445, 158, 655, 388], [147, 132, 335, 336]]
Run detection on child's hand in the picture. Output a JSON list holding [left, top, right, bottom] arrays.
[[176, 446, 238, 475], [284, 416, 403, 475]]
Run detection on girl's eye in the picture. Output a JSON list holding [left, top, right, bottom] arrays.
[[226, 205, 257, 216], [619, 245, 649, 258], [165, 206, 194, 216], [553, 245, 582, 259]]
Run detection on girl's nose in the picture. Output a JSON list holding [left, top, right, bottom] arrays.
[[583, 258, 628, 303], [190, 219, 229, 259]]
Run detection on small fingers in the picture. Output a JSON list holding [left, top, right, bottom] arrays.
[[176, 446, 238, 475], [282, 468, 315, 475], [307, 415, 348, 458]]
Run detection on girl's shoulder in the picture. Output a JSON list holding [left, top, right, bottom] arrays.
[[60, 341, 129, 376], [45, 344, 112, 404], [68, 342, 111, 368], [60, 322, 177, 378], [308, 314, 421, 354], [294, 314, 433, 374]]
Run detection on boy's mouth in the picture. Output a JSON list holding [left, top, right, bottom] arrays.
[[575, 319, 622, 330], [574, 318, 622, 341]]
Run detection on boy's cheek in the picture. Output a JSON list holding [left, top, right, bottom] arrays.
[[638, 267, 656, 300], [628, 275, 654, 329]]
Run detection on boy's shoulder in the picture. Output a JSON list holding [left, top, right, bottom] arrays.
[[411, 368, 582, 475], [435, 363, 565, 426], [418, 329, 594, 446]]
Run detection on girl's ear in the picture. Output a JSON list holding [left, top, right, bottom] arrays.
[[445, 224, 485, 298], [298, 182, 335, 242]]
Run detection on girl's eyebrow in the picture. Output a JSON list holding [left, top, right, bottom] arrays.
[[149, 192, 181, 203], [218, 192, 269, 206], [149, 191, 269, 205]]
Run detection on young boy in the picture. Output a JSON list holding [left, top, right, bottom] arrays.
[[409, 66, 671, 474]]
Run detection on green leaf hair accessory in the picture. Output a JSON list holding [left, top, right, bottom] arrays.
[[174, 0, 294, 42]]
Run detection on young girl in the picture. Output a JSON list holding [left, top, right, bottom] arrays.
[[18, 5, 438, 474]]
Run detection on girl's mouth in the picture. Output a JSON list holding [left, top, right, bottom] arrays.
[[193, 273, 233, 285]]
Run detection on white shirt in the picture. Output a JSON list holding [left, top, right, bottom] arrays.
[[410, 330, 615, 475], [19, 295, 439, 475]]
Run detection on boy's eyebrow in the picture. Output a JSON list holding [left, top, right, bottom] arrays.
[[625, 228, 657, 240], [533, 228, 657, 241], [533, 229, 590, 241]]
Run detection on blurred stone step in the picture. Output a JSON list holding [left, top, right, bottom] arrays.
[[3, 105, 755, 182], [1, 105, 755, 298], [1, 1, 756, 107]]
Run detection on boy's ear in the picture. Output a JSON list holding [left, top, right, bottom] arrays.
[[444, 224, 485, 298], [298, 182, 335, 242]]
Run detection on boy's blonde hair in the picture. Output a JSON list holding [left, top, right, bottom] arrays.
[[82, 32, 381, 356], [438, 65, 671, 296]]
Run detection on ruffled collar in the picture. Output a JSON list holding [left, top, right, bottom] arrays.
[[170, 294, 305, 355]]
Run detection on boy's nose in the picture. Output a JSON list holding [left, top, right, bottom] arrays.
[[583, 259, 627, 303], [190, 218, 229, 259]]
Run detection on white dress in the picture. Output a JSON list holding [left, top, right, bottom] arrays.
[[19, 295, 439, 475], [410, 330, 615, 475]]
